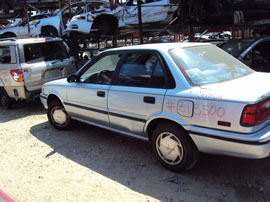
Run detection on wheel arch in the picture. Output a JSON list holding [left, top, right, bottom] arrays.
[[41, 25, 59, 37], [47, 93, 63, 107], [0, 86, 7, 96], [145, 115, 189, 141], [1, 32, 16, 38], [91, 14, 118, 31]]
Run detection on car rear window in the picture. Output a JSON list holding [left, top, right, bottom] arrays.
[[219, 38, 255, 57], [23, 41, 70, 63], [170, 45, 253, 86]]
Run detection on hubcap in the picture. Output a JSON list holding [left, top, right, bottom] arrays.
[[51, 106, 69, 127], [156, 132, 184, 165]]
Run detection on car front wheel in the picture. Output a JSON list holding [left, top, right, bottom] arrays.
[[47, 100, 72, 130], [152, 123, 199, 171]]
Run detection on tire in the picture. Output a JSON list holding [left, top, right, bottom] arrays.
[[152, 123, 199, 172], [47, 99, 72, 130], [0, 95, 12, 109]]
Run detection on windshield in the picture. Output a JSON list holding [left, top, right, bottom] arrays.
[[219, 38, 255, 57], [170, 45, 253, 86]]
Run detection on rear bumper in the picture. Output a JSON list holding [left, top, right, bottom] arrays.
[[189, 124, 270, 159], [4, 86, 27, 100]]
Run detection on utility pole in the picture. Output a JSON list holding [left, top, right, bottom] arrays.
[[109, 0, 114, 8], [24, 0, 30, 36], [137, 0, 143, 44], [68, 0, 72, 19]]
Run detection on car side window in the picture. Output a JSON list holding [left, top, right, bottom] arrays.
[[79, 54, 121, 85], [0, 46, 16, 64], [116, 52, 166, 88], [24, 42, 69, 63]]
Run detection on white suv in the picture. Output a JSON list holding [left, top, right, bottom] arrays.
[[0, 37, 76, 108]]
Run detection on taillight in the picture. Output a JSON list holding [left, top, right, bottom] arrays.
[[241, 99, 270, 126], [10, 69, 24, 82]]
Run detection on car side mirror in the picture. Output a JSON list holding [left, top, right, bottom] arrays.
[[243, 54, 251, 61], [67, 74, 78, 83], [35, 20, 40, 27]]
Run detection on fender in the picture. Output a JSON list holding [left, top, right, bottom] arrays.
[[47, 90, 65, 105]]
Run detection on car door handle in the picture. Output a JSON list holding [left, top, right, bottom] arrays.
[[143, 96, 155, 104], [97, 91, 105, 97]]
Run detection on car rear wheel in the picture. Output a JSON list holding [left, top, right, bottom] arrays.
[[47, 100, 72, 130], [0, 95, 12, 109], [152, 123, 199, 171]]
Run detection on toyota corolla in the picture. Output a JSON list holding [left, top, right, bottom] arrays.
[[40, 43, 270, 171]]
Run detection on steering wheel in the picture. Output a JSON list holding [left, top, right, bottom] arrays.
[[97, 70, 113, 84]]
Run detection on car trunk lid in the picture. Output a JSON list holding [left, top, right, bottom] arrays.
[[200, 72, 270, 103]]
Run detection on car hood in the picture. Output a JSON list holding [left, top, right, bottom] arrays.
[[200, 72, 270, 103]]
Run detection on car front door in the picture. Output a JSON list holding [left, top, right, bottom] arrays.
[[15, 21, 29, 37], [108, 51, 168, 138], [65, 53, 122, 127]]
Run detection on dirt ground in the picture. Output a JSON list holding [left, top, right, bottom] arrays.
[[0, 100, 270, 202]]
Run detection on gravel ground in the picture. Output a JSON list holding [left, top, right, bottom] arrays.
[[0, 100, 270, 202]]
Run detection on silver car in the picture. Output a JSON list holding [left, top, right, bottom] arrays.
[[40, 43, 270, 171]]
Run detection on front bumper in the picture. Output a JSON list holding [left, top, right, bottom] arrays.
[[189, 124, 270, 159], [40, 93, 48, 109]]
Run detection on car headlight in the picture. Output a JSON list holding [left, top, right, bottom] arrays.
[[87, 14, 94, 22]]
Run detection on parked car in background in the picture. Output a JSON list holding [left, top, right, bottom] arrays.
[[219, 36, 270, 73], [40, 43, 270, 172], [0, 37, 76, 109], [0, 2, 86, 38], [64, 0, 178, 40]]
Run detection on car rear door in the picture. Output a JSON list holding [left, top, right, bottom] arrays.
[[108, 51, 168, 138], [20, 40, 74, 92]]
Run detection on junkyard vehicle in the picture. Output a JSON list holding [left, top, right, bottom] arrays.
[[0, 37, 76, 109], [40, 43, 270, 171], [0, 2, 86, 38], [220, 36, 270, 73], [65, 0, 270, 41], [64, 0, 178, 40], [0, 0, 58, 14]]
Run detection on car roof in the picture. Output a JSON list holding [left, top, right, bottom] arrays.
[[107, 42, 211, 52], [0, 37, 63, 45]]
